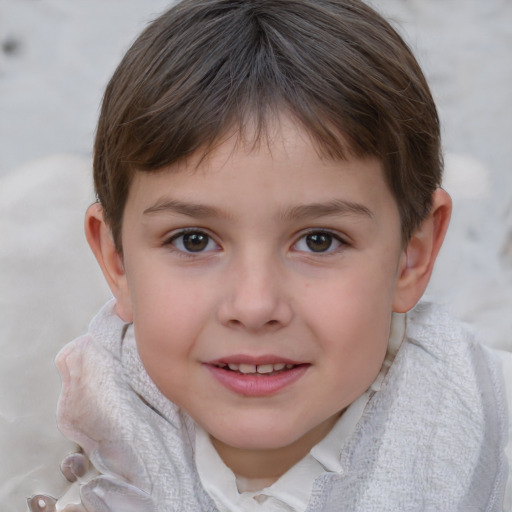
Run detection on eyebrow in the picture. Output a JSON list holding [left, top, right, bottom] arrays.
[[143, 199, 232, 219], [143, 198, 374, 221], [278, 199, 374, 222]]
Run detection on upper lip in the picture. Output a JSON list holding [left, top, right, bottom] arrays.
[[205, 354, 305, 366]]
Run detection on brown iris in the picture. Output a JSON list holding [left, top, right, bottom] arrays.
[[305, 232, 333, 252], [182, 232, 210, 252]]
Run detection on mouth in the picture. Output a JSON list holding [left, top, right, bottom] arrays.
[[205, 357, 309, 396], [213, 362, 300, 376]]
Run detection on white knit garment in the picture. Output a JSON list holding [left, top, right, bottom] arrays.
[[55, 300, 509, 511]]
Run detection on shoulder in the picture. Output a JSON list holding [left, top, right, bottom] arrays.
[[406, 302, 510, 413], [491, 347, 512, 390], [407, 303, 512, 509], [486, 347, 512, 510]]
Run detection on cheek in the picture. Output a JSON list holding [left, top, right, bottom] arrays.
[[132, 306, 197, 403], [130, 264, 214, 330], [306, 261, 397, 328], [128, 275, 214, 392], [133, 294, 204, 356], [319, 310, 389, 403], [303, 268, 394, 385]]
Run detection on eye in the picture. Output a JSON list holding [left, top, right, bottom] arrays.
[[168, 230, 219, 253], [293, 231, 344, 253]]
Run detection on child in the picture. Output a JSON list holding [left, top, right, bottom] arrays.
[[29, 0, 511, 510]]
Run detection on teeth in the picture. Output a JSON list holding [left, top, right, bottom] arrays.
[[222, 362, 296, 374], [239, 363, 257, 374], [256, 364, 274, 374]]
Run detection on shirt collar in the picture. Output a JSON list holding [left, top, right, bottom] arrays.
[[310, 311, 406, 472], [194, 312, 406, 511]]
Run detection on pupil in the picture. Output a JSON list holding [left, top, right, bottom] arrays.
[[306, 233, 332, 252], [183, 233, 208, 252]]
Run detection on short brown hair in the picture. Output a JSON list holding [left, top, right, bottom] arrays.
[[93, 0, 442, 251]]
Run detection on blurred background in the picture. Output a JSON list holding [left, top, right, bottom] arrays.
[[1, 0, 511, 509]]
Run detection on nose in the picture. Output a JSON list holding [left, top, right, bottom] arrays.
[[217, 253, 293, 332]]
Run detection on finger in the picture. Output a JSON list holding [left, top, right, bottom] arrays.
[[61, 452, 90, 482]]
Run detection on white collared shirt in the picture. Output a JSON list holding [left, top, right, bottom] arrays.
[[195, 314, 406, 512]]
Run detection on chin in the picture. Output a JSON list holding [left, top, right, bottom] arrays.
[[210, 420, 307, 451]]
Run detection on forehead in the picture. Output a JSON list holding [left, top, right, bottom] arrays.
[[125, 117, 399, 227]]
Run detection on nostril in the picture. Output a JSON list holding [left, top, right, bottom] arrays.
[[218, 292, 293, 331], [227, 318, 281, 330]]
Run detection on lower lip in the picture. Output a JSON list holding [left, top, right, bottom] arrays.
[[205, 364, 309, 397]]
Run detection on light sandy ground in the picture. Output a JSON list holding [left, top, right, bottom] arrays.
[[1, 1, 511, 510]]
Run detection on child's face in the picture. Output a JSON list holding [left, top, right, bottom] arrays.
[[117, 117, 408, 467]]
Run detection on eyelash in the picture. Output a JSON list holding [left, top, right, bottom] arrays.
[[165, 229, 220, 257], [292, 230, 347, 255], [165, 228, 348, 257]]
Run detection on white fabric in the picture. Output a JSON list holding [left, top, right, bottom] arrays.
[[195, 314, 406, 512], [315, 302, 508, 511], [51, 300, 510, 511], [56, 300, 217, 511], [197, 340, 512, 512], [495, 348, 512, 511]]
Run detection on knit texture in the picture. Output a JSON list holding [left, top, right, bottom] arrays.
[[55, 300, 508, 511]]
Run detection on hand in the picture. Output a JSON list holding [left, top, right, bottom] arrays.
[[28, 451, 155, 512], [61, 451, 155, 512], [27, 451, 91, 512]]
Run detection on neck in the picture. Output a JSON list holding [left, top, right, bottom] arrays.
[[210, 412, 341, 483]]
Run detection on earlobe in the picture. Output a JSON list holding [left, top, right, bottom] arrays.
[[84, 203, 133, 322], [393, 188, 452, 313]]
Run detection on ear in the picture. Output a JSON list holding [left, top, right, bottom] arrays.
[[393, 188, 452, 313], [85, 203, 133, 322]]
